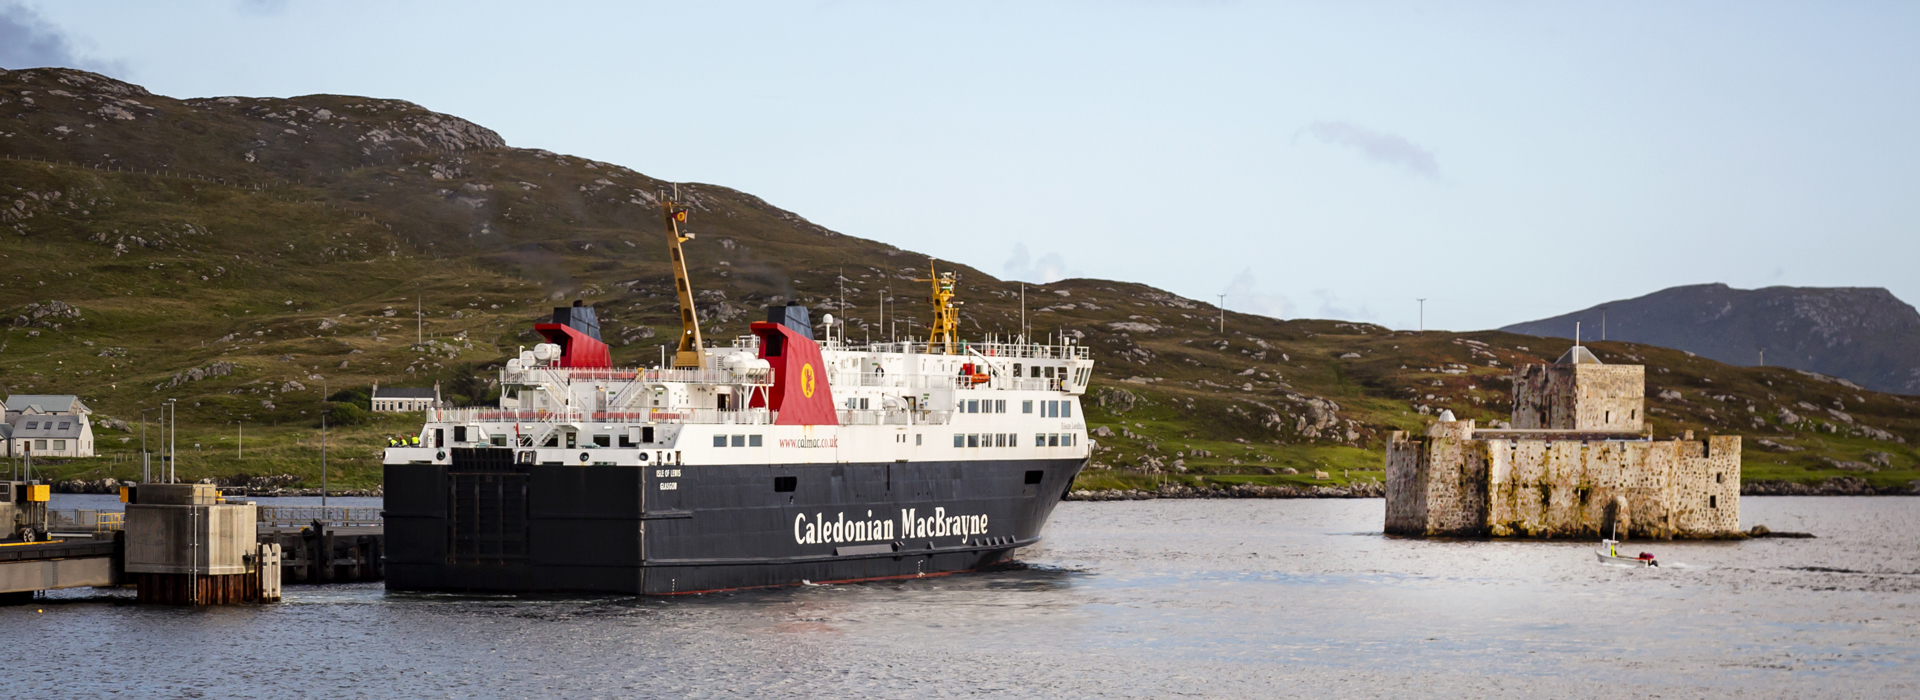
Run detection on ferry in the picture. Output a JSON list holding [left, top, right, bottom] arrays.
[[382, 196, 1093, 594]]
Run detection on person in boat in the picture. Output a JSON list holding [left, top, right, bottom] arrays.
[[1637, 552, 1659, 567]]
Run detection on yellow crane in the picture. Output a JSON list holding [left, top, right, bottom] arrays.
[[914, 262, 962, 355], [661, 190, 704, 369]]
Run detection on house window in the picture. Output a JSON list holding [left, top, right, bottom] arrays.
[[23, 421, 36, 429], [35, 440, 46, 450], [53, 440, 66, 451]]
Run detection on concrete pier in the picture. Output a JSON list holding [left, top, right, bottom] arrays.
[[124, 484, 281, 605]]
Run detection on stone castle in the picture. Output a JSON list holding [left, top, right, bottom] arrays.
[[1385, 346, 1742, 539]]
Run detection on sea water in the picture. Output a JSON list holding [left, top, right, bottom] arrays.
[[11, 496, 1917, 698]]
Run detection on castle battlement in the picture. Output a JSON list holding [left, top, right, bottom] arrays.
[[1384, 347, 1741, 538]]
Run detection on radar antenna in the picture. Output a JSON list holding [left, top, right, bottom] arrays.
[[661, 185, 704, 369]]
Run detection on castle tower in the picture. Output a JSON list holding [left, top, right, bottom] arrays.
[[1510, 345, 1645, 432]]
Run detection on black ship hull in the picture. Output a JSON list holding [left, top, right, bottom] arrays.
[[384, 449, 1084, 595]]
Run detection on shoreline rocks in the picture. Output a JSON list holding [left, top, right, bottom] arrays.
[[1070, 480, 1385, 501]]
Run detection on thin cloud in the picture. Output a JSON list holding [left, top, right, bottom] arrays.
[[1002, 243, 1076, 284], [1311, 289, 1376, 322], [1302, 121, 1440, 180], [0, 2, 122, 73], [1222, 268, 1294, 319]]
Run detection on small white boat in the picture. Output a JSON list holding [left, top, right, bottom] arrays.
[[1595, 539, 1658, 567]]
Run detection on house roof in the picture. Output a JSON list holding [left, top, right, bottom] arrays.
[[373, 387, 438, 399], [6, 395, 88, 414], [13, 416, 85, 439]]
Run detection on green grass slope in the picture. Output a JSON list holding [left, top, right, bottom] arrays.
[[2, 67, 1915, 493]]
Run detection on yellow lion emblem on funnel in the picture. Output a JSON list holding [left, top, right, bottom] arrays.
[[800, 363, 817, 398]]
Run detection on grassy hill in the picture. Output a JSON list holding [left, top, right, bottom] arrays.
[[3, 67, 1916, 494]]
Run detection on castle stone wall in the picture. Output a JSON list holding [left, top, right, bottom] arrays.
[[1511, 364, 1645, 431]]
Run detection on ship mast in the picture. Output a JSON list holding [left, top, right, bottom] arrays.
[[661, 186, 704, 369], [914, 261, 962, 355]]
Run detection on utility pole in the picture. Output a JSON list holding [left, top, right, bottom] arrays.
[[140, 407, 156, 483], [1020, 282, 1027, 343], [1601, 305, 1608, 341], [321, 378, 329, 509], [1217, 294, 1226, 334], [1758, 348, 1765, 366], [238, 421, 243, 459], [166, 398, 177, 483], [416, 290, 423, 347], [1417, 298, 1427, 332]]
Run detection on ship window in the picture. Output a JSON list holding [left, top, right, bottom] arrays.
[[1045, 366, 1055, 378], [860, 398, 869, 410], [967, 400, 978, 414], [1025, 470, 1044, 485], [731, 435, 745, 447], [1031, 366, 1040, 378], [542, 434, 559, 447], [997, 399, 1007, 413], [619, 432, 635, 447], [1034, 434, 1044, 447], [916, 434, 922, 446], [1023, 400, 1033, 414], [642, 427, 656, 443], [1048, 434, 1059, 447], [954, 434, 964, 448], [714, 435, 727, 447], [492, 435, 508, 447], [1061, 402, 1072, 418], [1013, 363, 1022, 376], [775, 476, 797, 492], [1063, 434, 1074, 447], [750, 435, 763, 447], [454, 426, 468, 442], [593, 434, 611, 448], [994, 433, 1005, 447], [967, 434, 979, 448]]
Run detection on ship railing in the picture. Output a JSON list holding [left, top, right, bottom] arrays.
[[429, 407, 774, 426], [47, 509, 124, 533], [507, 366, 768, 387], [832, 340, 1091, 360], [257, 506, 383, 528], [823, 372, 1069, 393], [835, 409, 919, 426]]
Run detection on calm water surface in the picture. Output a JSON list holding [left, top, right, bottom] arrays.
[[12, 497, 1918, 698]]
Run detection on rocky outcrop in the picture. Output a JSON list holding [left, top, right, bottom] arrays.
[[1069, 480, 1384, 500], [156, 361, 235, 389], [1742, 477, 1919, 496], [11, 300, 81, 328]]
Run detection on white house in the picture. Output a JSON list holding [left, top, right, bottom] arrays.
[[372, 382, 440, 413], [5, 395, 96, 458]]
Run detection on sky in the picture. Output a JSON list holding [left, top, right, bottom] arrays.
[[6, 1, 1918, 331]]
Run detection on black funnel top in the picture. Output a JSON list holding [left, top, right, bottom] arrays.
[[767, 303, 813, 341], [552, 302, 602, 341]]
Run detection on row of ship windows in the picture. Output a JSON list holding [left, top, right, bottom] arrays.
[[713, 434, 765, 448], [960, 399, 1073, 417], [954, 433, 1078, 448]]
